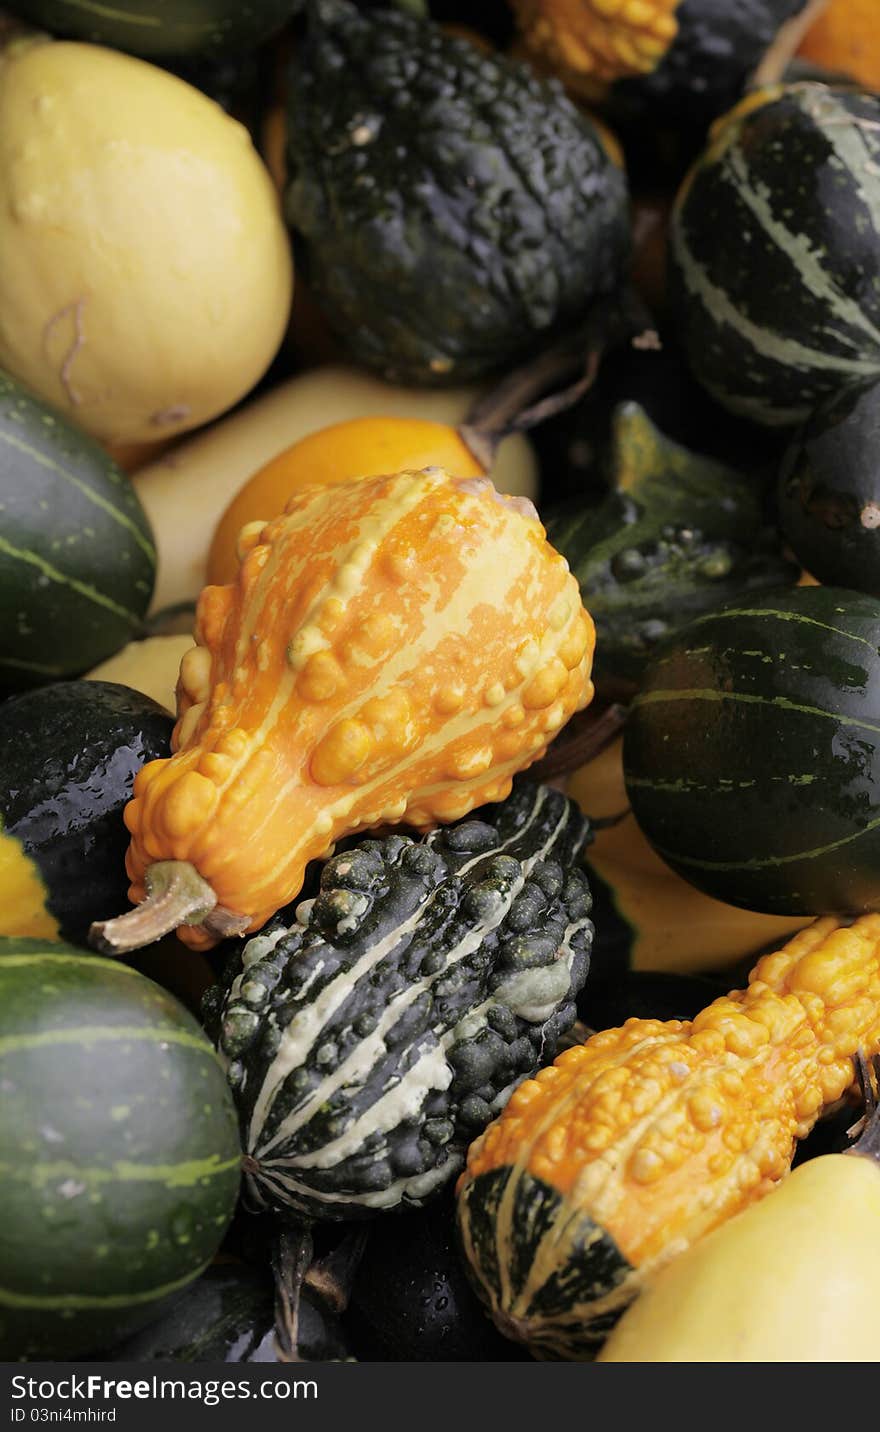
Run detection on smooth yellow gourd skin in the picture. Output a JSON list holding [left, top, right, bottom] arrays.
[[133, 366, 539, 613], [0, 37, 292, 446], [598, 1153, 880, 1362]]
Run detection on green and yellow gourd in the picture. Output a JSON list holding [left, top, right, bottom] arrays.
[[456, 914, 880, 1359], [209, 783, 594, 1219], [0, 939, 241, 1360], [669, 82, 880, 426], [90, 468, 595, 954], [598, 1054, 880, 1362]]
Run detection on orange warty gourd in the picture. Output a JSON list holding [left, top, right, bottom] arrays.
[[456, 914, 880, 1359], [206, 416, 487, 588], [511, 0, 680, 86], [797, 0, 880, 92], [92, 468, 595, 953]]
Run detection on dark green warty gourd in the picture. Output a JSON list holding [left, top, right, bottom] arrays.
[[209, 783, 594, 1221], [284, 0, 630, 385], [544, 402, 797, 683]]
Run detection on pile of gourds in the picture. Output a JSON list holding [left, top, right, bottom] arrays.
[[3, 0, 880, 1367]]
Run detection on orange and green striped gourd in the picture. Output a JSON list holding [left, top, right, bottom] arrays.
[[90, 467, 595, 953], [456, 913, 880, 1359]]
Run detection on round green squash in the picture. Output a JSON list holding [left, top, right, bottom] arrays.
[[1, 0, 297, 60], [0, 372, 156, 693], [778, 379, 880, 596], [0, 940, 241, 1361], [0, 681, 174, 946], [621, 586, 880, 915], [669, 83, 880, 426]]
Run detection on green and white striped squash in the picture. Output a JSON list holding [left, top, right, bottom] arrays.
[[0, 940, 241, 1360], [209, 783, 594, 1221], [669, 83, 880, 427], [0, 370, 156, 693], [621, 586, 880, 915]]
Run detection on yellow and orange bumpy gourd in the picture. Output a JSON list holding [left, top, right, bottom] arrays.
[[456, 914, 880, 1358], [512, 0, 680, 88], [95, 468, 594, 952]]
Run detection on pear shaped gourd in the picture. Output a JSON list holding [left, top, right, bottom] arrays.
[[92, 468, 595, 952]]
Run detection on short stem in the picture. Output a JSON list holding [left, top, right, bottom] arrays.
[[303, 1228, 370, 1316], [847, 1052, 880, 1162], [89, 860, 218, 954]]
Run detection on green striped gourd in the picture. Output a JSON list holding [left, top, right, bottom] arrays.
[[621, 585, 880, 914], [2, 0, 297, 59], [209, 783, 594, 1220], [0, 370, 155, 693], [669, 83, 880, 427], [0, 939, 241, 1360]]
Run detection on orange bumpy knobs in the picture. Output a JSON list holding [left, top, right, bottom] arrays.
[[92, 468, 594, 953], [457, 915, 880, 1356], [512, 0, 680, 86]]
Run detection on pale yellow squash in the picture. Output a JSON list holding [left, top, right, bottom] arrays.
[[84, 634, 196, 715], [133, 365, 540, 613], [598, 1150, 880, 1362], [0, 35, 292, 446]]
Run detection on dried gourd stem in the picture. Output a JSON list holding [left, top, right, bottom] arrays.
[[272, 1224, 315, 1363], [847, 1052, 880, 1153], [528, 702, 628, 784], [89, 860, 219, 954], [747, 0, 831, 88], [458, 287, 656, 470], [303, 1228, 370, 1316]]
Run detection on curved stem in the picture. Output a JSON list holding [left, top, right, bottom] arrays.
[[272, 1224, 315, 1363], [89, 860, 218, 954], [458, 287, 657, 469]]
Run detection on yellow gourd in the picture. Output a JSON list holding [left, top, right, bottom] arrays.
[[0, 33, 292, 446], [599, 1060, 880, 1362], [133, 366, 539, 614]]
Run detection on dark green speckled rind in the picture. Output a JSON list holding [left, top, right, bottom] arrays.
[[622, 585, 880, 914], [456, 1165, 636, 1361], [212, 783, 594, 1220], [285, 0, 630, 386], [669, 83, 880, 427], [0, 951, 241, 1360]]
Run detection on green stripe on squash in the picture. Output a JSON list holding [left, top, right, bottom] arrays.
[[669, 83, 880, 426], [622, 585, 880, 915], [0, 943, 241, 1360], [0, 372, 156, 693]]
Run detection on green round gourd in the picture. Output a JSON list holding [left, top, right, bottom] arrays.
[[622, 586, 880, 915], [0, 372, 155, 693], [668, 83, 880, 427], [1, 0, 296, 60], [285, 1, 630, 387], [0, 940, 241, 1360], [778, 379, 880, 596]]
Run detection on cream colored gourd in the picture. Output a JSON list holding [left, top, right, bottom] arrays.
[[0, 33, 292, 446], [133, 365, 539, 614], [598, 1138, 880, 1362], [85, 634, 196, 715]]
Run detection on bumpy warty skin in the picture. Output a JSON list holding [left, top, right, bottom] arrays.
[[208, 782, 595, 1219], [284, 0, 631, 385]]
